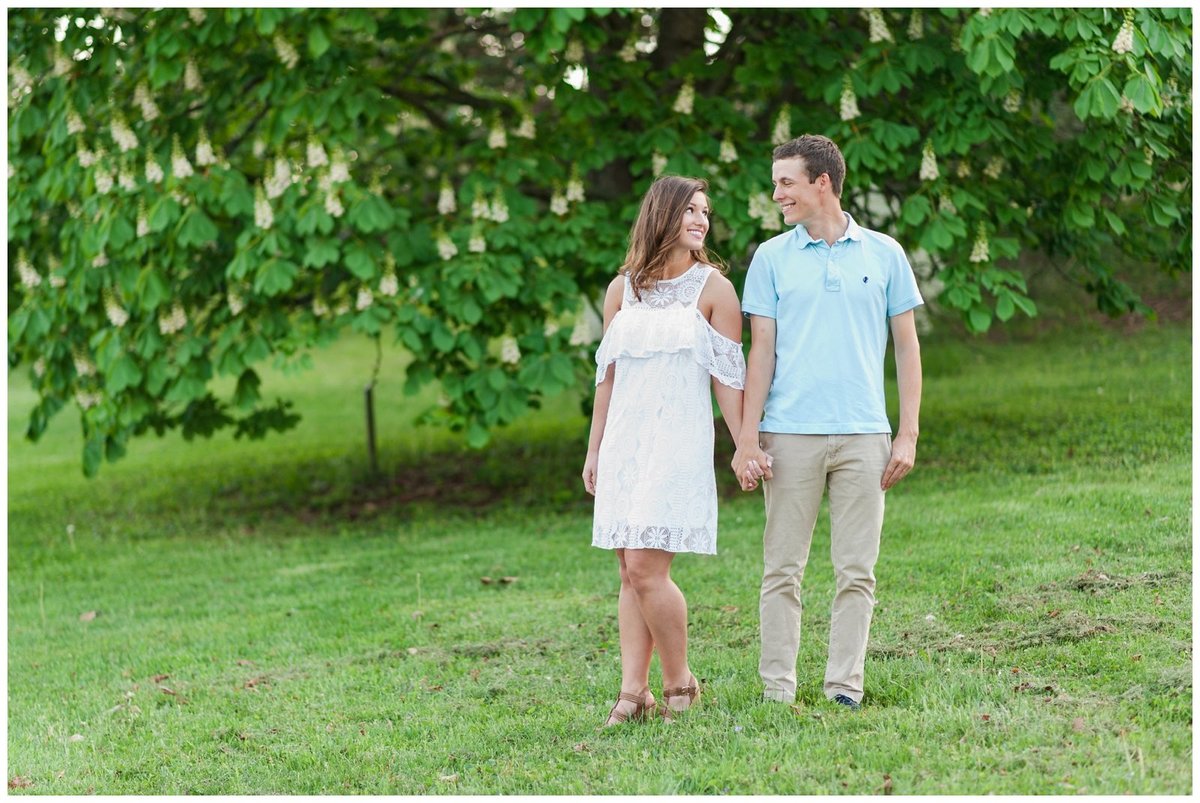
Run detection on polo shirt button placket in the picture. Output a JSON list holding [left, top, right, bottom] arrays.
[[824, 246, 842, 293]]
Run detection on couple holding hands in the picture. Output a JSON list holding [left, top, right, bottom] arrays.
[[582, 134, 924, 725]]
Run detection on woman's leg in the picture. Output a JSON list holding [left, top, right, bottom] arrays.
[[607, 549, 656, 723], [623, 548, 694, 711]]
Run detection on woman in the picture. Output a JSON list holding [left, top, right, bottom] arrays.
[[582, 176, 746, 725]]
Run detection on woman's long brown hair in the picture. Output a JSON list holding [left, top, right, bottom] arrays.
[[621, 175, 726, 300]]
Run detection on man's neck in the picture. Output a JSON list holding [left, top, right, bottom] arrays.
[[799, 207, 848, 246]]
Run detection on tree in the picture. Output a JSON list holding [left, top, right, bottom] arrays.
[[8, 8, 1192, 474]]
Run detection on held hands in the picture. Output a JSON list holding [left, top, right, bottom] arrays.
[[732, 446, 773, 492]]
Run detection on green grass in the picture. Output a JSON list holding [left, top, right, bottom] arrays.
[[7, 322, 1191, 794]]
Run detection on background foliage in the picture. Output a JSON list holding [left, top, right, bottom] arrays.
[[7, 8, 1192, 473]]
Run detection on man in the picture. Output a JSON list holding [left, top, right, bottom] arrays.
[[733, 134, 923, 709]]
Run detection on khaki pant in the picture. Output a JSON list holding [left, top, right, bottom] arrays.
[[758, 432, 891, 704]]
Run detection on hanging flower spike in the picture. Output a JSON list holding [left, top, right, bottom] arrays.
[[137, 201, 150, 237], [488, 119, 507, 150], [839, 76, 861, 122], [16, 250, 42, 289], [252, 137, 266, 158], [919, 140, 939, 181], [104, 288, 129, 327], [565, 168, 585, 203], [652, 151, 668, 176], [618, 36, 638, 63], [865, 9, 893, 43], [254, 183, 273, 229], [491, 188, 509, 223], [983, 156, 1004, 180], [550, 188, 569, 216], [73, 350, 96, 376], [437, 177, 457, 216], [564, 39, 584, 64], [188, 8, 206, 24], [184, 59, 204, 92], [956, 160, 972, 179], [907, 10, 924, 40], [1112, 13, 1135, 55], [134, 81, 160, 121], [514, 114, 536, 139], [94, 166, 115, 194], [171, 135, 194, 179], [673, 77, 695, 116], [118, 168, 136, 191], [719, 131, 738, 164], [306, 133, 328, 169], [471, 187, 490, 220], [227, 288, 245, 316], [1003, 90, 1022, 113], [265, 157, 292, 199], [329, 148, 350, 183], [195, 128, 216, 166], [53, 47, 74, 78], [110, 111, 138, 152], [436, 232, 458, 261], [324, 186, 344, 218], [66, 103, 85, 135], [499, 336, 521, 365], [469, 228, 487, 253], [274, 33, 300, 69], [312, 297, 329, 317], [144, 154, 164, 184], [771, 106, 792, 146], [969, 223, 990, 263], [379, 268, 400, 297], [355, 287, 374, 311]]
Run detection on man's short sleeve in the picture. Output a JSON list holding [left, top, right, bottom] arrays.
[[885, 246, 923, 318], [741, 246, 778, 319]]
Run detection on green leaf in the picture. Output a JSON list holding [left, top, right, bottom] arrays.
[[1123, 74, 1160, 115], [107, 355, 143, 394], [967, 304, 993, 333], [344, 245, 377, 280], [303, 237, 340, 268], [253, 259, 298, 296], [83, 436, 104, 477], [178, 208, 219, 248], [308, 25, 331, 58], [995, 293, 1015, 322], [136, 268, 171, 312]]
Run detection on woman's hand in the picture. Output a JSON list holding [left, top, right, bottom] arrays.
[[582, 451, 599, 496]]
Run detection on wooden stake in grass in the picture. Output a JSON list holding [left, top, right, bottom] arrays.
[[364, 334, 383, 476]]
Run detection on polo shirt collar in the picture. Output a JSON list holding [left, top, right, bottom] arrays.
[[792, 212, 863, 248]]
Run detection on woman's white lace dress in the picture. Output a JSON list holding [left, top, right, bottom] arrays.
[[591, 263, 746, 555]]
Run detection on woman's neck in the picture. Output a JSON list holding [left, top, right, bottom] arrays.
[[661, 249, 695, 279]]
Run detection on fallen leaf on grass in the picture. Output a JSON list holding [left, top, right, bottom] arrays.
[[8, 776, 33, 789], [439, 774, 458, 783], [243, 676, 269, 690], [79, 611, 97, 622], [980, 714, 991, 721], [882, 774, 894, 795], [499, 576, 518, 584], [480, 577, 493, 585], [572, 742, 589, 753], [236, 659, 255, 667], [152, 674, 170, 683], [159, 686, 177, 696], [1071, 717, 1085, 732], [68, 734, 84, 743], [1131, 654, 1142, 662]]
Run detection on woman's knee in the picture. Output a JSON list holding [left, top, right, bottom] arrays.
[[624, 551, 670, 593]]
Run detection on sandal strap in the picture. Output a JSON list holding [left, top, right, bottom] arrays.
[[617, 691, 646, 706], [662, 685, 697, 701]]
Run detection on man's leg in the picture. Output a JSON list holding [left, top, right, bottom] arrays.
[[824, 433, 891, 704], [759, 433, 827, 703]]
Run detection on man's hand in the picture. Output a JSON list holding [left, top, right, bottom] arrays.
[[733, 446, 773, 491], [881, 433, 916, 490]]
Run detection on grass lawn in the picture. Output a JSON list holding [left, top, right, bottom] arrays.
[[6, 320, 1192, 794]]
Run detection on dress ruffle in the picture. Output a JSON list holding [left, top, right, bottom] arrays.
[[595, 307, 745, 390]]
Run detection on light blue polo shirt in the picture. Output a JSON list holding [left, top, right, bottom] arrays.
[[742, 212, 923, 435]]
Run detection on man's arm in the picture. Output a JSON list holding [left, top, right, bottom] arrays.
[[881, 309, 922, 490], [732, 314, 776, 488]]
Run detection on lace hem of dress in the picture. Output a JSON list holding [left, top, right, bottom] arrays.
[[592, 522, 716, 555], [595, 308, 746, 390]]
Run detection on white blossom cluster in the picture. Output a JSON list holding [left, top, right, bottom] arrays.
[[67, 105, 85, 135], [92, 252, 109, 268], [94, 167, 115, 194], [253, 137, 267, 158], [438, 178, 457, 215], [673, 78, 695, 115], [652, 151, 667, 176], [1119, 95, 1135, 114], [956, 160, 972, 179], [134, 82, 160, 121], [171, 136, 194, 179], [312, 297, 329, 317], [469, 229, 487, 253], [137, 202, 150, 237], [983, 156, 1004, 179], [488, 121, 507, 149], [274, 34, 300, 69], [54, 48, 74, 78], [499, 336, 521, 364], [719, 132, 738, 163], [907, 10, 924, 40], [617, 37, 638, 63], [514, 114, 536, 139], [73, 351, 96, 376], [118, 168, 136, 191], [111, 112, 139, 152], [839, 76, 861, 121], [564, 39, 584, 64], [184, 59, 204, 92], [10, 64, 34, 103], [77, 144, 99, 168], [771, 107, 791, 146], [145, 154, 164, 184], [437, 232, 458, 261], [472, 189, 491, 220], [158, 303, 188, 334], [748, 192, 781, 231], [379, 268, 399, 297], [569, 302, 602, 346], [1143, 146, 1154, 165], [329, 149, 351, 183], [195, 128, 217, 166], [1112, 17, 1135, 54], [16, 251, 42, 289], [33, 358, 46, 378], [48, 257, 65, 288], [254, 184, 273, 229], [325, 187, 344, 218], [227, 288, 245, 316], [919, 140, 939, 181], [490, 189, 509, 223], [265, 157, 293, 199], [864, 9, 893, 43], [550, 190, 569, 216], [565, 170, 585, 203], [104, 289, 129, 327], [356, 287, 374, 311], [188, 8, 206, 24], [306, 135, 328, 169], [969, 224, 990, 263], [75, 390, 103, 410], [1003, 90, 1022, 114]]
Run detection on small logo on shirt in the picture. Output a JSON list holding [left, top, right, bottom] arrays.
[[862, 276, 869, 284]]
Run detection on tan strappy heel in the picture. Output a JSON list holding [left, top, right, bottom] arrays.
[[658, 675, 700, 722], [604, 690, 656, 727]]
